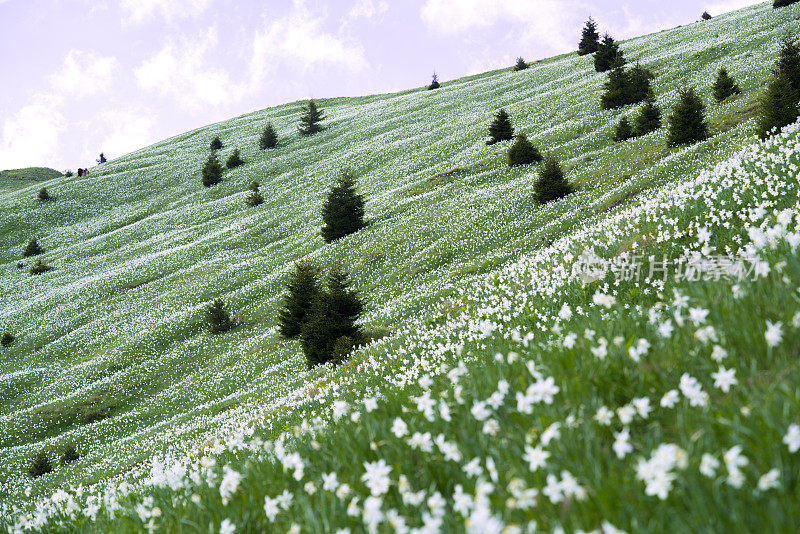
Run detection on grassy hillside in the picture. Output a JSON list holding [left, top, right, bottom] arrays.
[[0, 168, 62, 191], [2, 2, 800, 531]]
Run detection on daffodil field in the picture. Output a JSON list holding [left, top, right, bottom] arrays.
[[2, 2, 800, 532]]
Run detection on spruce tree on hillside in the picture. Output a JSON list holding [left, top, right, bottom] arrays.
[[23, 238, 43, 258], [487, 109, 515, 144], [508, 133, 543, 166], [97, 153, 107, 164], [578, 17, 600, 56], [29, 451, 52, 478], [668, 87, 709, 146], [60, 444, 80, 466], [278, 262, 322, 339], [298, 100, 325, 136], [594, 34, 625, 72], [38, 187, 51, 202], [702, 11, 712, 20], [1, 333, 14, 348], [774, 0, 800, 8], [246, 181, 264, 207], [614, 117, 635, 141], [202, 153, 223, 187], [321, 170, 366, 243], [300, 267, 364, 368], [712, 68, 741, 102], [210, 137, 223, 150], [204, 299, 235, 334], [757, 74, 800, 139], [225, 149, 244, 169], [534, 157, 574, 205], [634, 94, 662, 136], [259, 122, 278, 149], [776, 38, 800, 93], [428, 72, 440, 90], [627, 63, 655, 103], [29, 260, 53, 275], [600, 67, 631, 110], [513, 57, 529, 71]]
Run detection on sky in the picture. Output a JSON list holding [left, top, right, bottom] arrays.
[[0, 0, 763, 171]]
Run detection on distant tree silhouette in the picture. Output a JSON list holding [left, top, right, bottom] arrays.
[[210, 137, 223, 150], [774, 0, 800, 8], [513, 57, 529, 71], [225, 149, 244, 169], [298, 100, 325, 136], [259, 122, 278, 149], [487, 109, 515, 144], [246, 181, 264, 207], [578, 17, 601, 56], [702, 11, 712, 20], [712, 68, 741, 102], [38, 187, 51, 202], [23, 238, 43, 258], [428, 72, 440, 90], [97, 153, 107, 164], [668, 87, 709, 146]]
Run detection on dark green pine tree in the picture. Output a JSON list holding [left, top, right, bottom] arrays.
[[38, 187, 51, 201], [757, 74, 800, 139], [627, 63, 655, 104], [259, 122, 278, 149], [204, 298, 235, 334], [300, 267, 364, 368], [534, 157, 574, 205], [487, 109, 515, 144], [298, 100, 325, 136], [29, 451, 53, 478], [578, 17, 600, 56], [29, 260, 53, 275], [776, 38, 800, 93], [1, 332, 14, 347], [634, 94, 662, 136], [702, 11, 712, 20], [225, 149, 245, 169], [428, 72, 440, 90], [23, 238, 43, 258], [97, 153, 107, 164], [202, 153, 223, 187], [278, 262, 322, 339], [600, 66, 631, 110], [321, 170, 366, 243], [210, 136, 223, 150], [246, 181, 264, 207], [507, 133, 543, 166], [594, 34, 625, 73], [667, 87, 709, 146], [60, 444, 80, 466], [614, 117, 635, 142], [712, 68, 741, 102], [513, 57, 529, 71], [774, 0, 800, 8]]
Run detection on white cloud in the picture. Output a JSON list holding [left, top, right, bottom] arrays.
[[705, 0, 762, 16], [120, 0, 212, 23], [52, 50, 118, 97], [135, 28, 235, 110], [348, 0, 389, 20], [97, 108, 156, 159], [420, 0, 578, 54], [0, 94, 66, 170]]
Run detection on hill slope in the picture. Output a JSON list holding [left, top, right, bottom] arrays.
[[2, 2, 800, 531], [0, 168, 62, 191]]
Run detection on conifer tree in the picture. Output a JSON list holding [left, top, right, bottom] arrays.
[[23, 238, 43, 258], [774, 0, 800, 8], [210, 137, 223, 150], [1, 332, 14, 347], [38, 187, 51, 201], [321, 169, 366, 243], [614, 117, 635, 141], [534, 157, 574, 205], [627, 63, 655, 103], [29, 260, 53, 275], [507, 133, 543, 166], [428, 72, 440, 90], [513, 57, 529, 71], [776, 38, 800, 93], [600, 67, 631, 110], [298, 100, 325, 136], [97, 153, 107, 164], [712, 68, 741, 102], [757, 74, 799, 139], [29, 451, 52, 478], [278, 262, 322, 339], [702, 11, 712, 20], [246, 181, 264, 207], [634, 94, 662, 136], [487, 109, 515, 144], [204, 298, 235, 334], [300, 267, 364, 368], [667, 87, 709, 146], [60, 444, 80, 466], [202, 153, 223, 187], [225, 149, 244, 169], [259, 122, 278, 149], [578, 17, 600, 56], [594, 34, 625, 73]]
